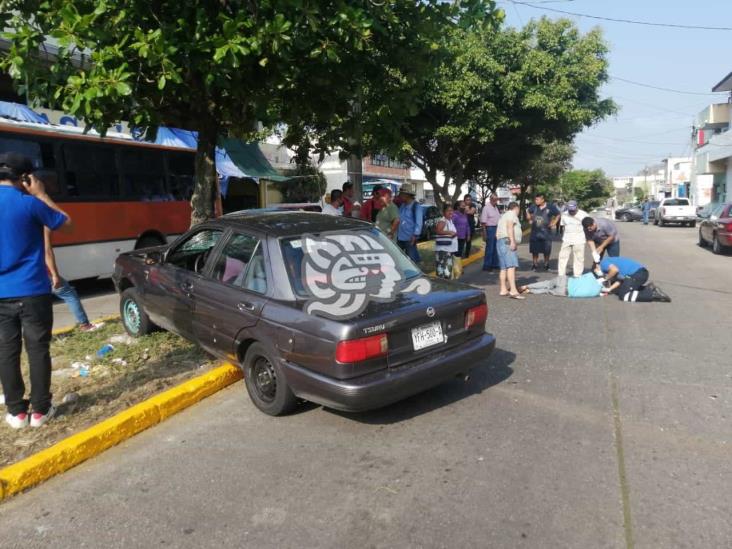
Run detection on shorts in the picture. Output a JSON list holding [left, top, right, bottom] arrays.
[[497, 238, 519, 270], [529, 237, 552, 256]]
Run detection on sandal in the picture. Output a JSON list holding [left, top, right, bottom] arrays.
[[508, 293, 525, 300]]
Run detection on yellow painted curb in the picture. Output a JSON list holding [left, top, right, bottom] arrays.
[[0, 362, 243, 501], [52, 315, 121, 337]]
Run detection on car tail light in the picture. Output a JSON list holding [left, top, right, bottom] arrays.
[[726, 221, 732, 232], [464, 303, 488, 329], [336, 334, 388, 363]]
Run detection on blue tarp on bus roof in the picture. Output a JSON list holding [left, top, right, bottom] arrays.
[[0, 101, 49, 124]]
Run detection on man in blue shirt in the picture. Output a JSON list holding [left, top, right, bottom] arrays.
[[396, 184, 423, 263], [518, 273, 605, 298], [0, 153, 71, 429], [596, 256, 671, 302]]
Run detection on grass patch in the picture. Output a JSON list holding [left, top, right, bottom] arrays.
[[1, 320, 215, 468]]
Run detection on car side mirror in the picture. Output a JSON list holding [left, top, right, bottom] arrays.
[[144, 250, 163, 265]]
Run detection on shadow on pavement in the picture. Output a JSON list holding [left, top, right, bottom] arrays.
[[329, 347, 516, 425]]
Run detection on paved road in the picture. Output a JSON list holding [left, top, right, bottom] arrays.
[[3, 220, 731, 548]]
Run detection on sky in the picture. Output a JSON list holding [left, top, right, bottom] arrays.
[[500, 0, 732, 177]]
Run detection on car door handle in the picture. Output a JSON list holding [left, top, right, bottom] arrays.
[[238, 302, 256, 312]]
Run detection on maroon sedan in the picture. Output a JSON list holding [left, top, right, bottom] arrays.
[[698, 203, 732, 254]]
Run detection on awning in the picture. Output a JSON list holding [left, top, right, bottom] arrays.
[[153, 127, 291, 197], [219, 138, 290, 182], [0, 101, 49, 124]]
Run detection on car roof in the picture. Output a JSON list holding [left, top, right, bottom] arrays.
[[219, 211, 373, 237]]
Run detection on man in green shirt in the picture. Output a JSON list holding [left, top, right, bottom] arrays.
[[375, 188, 400, 241]]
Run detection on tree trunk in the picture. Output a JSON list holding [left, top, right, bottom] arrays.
[[190, 123, 219, 227]]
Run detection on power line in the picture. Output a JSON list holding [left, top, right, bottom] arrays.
[[612, 76, 727, 96], [508, 1, 732, 31]]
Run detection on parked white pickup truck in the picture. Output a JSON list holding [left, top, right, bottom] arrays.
[[654, 198, 697, 227]]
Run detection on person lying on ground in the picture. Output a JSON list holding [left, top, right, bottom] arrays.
[[594, 256, 671, 303], [518, 273, 607, 298]]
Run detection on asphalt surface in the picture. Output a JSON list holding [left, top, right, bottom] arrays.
[[3, 218, 731, 548]]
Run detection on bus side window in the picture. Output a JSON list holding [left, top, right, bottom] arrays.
[[121, 149, 168, 201], [62, 143, 119, 199], [166, 151, 195, 201]]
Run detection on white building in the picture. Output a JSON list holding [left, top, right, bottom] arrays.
[[661, 157, 692, 199], [690, 72, 732, 205]]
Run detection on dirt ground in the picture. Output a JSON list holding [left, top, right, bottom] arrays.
[[0, 320, 215, 467]]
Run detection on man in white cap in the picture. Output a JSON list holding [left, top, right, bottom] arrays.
[[557, 200, 588, 277]]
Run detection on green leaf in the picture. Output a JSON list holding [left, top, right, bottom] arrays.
[[157, 75, 166, 90], [115, 82, 132, 96]]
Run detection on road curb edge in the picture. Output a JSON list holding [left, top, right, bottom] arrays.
[[0, 362, 243, 501]]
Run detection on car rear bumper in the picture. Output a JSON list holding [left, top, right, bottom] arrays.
[[661, 215, 696, 222], [282, 332, 497, 412], [719, 231, 732, 246]]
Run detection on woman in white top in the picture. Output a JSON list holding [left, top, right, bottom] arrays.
[[434, 204, 458, 279]]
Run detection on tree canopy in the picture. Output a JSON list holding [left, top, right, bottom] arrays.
[[401, 16, 616, 207], [555, 169, 613, 210], [1, 0, 481, 224]]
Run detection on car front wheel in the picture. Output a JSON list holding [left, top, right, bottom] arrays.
[[622, 213, 631, 222], [120, 288, 156, 337], [243, 343, 298, 416]]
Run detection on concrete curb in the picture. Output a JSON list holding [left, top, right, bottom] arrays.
[[0, 362, 243, 501], [52, 315, 121, 337]]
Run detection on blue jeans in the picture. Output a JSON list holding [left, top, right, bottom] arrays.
[[53, 278, 89, 325], [642, 210, 649, 224], [483, 226, 499, 269], [398, 239, 421, 263], [604, 241, 620, 258]]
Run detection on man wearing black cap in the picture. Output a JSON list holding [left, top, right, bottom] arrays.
[[0, 152, 71, 429]]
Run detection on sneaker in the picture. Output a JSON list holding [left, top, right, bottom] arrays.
[[5, 412, 29, 429], [78, 323, 100, 332], [30, 405, 55, 428]]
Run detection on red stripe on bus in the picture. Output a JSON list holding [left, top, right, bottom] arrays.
[[52, 201, 191, 246]]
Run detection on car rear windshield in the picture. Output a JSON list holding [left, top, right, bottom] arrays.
[[280, 228, 422, 298], [664, 199, 690, 206]]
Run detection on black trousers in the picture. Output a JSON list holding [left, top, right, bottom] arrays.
[[0, 295, 53, 415], [617, 268, 650, 302]]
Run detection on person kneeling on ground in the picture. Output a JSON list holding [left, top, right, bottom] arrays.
[[595, 256, 671, 303]]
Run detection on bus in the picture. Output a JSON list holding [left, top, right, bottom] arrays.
[[0, 119, 196, 280]]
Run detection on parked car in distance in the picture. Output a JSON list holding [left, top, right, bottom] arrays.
[[419, 205, 441, 240], [616, 201, 660, 222], [655, 198, 697, 227], [698, 203, 732, 254], [113, 212, 496, 416]]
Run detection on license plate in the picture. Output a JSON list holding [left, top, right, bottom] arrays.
[[411, 321, 444, 351]]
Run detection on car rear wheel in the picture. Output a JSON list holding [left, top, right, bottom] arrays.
[[243, 343, 297, 416], [120, 288, 156, 337], [622, 213, 631, 222], [712, 235, 724, 255], [688, 221, 696, 228]]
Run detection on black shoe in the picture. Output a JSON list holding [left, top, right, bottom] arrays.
[[652, 288, 671, 302], [531, 264, 538, 271], [544, 263, 551, 271]]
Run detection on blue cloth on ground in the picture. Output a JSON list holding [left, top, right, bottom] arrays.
[[567, 273, 603, 298]]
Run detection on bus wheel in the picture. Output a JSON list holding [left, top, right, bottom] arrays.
[[135, 234, 166, 250], [120, 288, 155, 337]]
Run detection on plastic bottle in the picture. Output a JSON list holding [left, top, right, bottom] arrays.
[[96, 344, 115, 358]]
